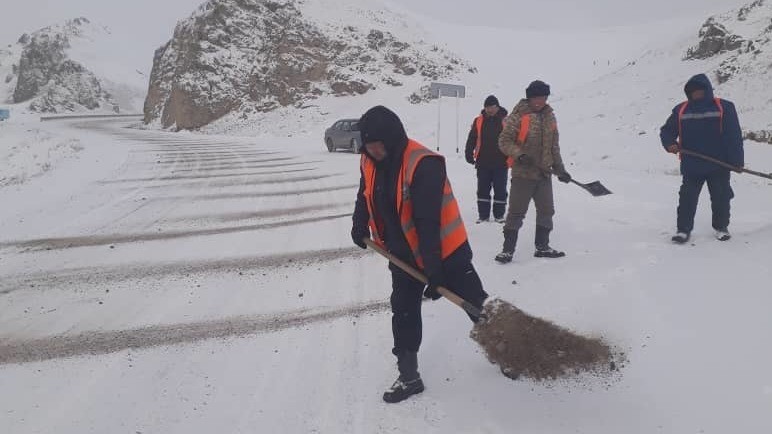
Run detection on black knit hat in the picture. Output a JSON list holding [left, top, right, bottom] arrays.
[[526, 80, 551, 98], [484, 95, 499, 107]]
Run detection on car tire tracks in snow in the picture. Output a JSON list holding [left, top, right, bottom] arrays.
[[0, 300, 390, 365], [0, 119, 364, 349]]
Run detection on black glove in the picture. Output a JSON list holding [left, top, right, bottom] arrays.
[[557, 170, 572, 183], [517, 154, 533, 166], [423, 271, 445, 300], [351, 225, 370, 249]]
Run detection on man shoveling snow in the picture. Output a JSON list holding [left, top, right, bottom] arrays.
[[352, 105, 616, 404], [351, 106, 490, 403]]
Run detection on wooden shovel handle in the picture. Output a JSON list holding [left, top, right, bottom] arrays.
[[680, 149, 772, 180], [363, 239, 483, 319]]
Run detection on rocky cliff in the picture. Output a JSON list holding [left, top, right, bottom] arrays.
[[143, 0, 474, 130], [3, 18, 117, 113]]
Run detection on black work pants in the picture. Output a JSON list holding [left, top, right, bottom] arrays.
[[390, 262, 488, 353], [677, 170, 733, 233], [476, 167, 509, 220]]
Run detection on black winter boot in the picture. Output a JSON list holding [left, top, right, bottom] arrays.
[[383, 350, 424, 403], [495, 230, 518, 263], [672, 232, 691, 244], [534, 226, 565, 258]]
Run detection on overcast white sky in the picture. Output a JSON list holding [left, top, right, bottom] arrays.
[[0, 0, 200, 46], [0, 0, 203, 74], [0, 0, 748, 44], [388, 0, 746, 29]]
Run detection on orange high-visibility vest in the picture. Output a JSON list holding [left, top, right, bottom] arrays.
[[360, 139, 468, 269], [473, 115, 514, 167], [517, 114, 532, 145]]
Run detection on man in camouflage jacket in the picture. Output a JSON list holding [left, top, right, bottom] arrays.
[[495, 80, 571, 263]]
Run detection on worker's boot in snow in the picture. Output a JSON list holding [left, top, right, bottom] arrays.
[[383, 350, 424, 403], [672, 232, 691, 244], [714, 228, 731, 241], [534, 226, 565, 258], [495, 229, 518, 263]]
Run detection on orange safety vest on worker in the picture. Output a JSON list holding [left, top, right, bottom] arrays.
[[473, 115, 514, 167], [360, 139, 468, 269], [515, 114, 532, 145]]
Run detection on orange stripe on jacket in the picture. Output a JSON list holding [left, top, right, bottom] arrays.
[[474, 115, 514, 168]]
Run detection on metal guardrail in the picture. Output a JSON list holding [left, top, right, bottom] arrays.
[[40, 114, 144, 121]]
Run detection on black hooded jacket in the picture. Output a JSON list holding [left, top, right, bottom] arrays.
[[464, 107, 509, 169], [352, 106, 472, 278]]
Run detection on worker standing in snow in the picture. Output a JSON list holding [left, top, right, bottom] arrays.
[[495, 80, 571, 263], [660, 73, 744, 244], [464, 95, 511, 223], [351, 106, 488, 404]]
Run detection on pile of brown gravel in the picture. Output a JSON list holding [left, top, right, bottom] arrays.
[[471, 298, 620, 381]]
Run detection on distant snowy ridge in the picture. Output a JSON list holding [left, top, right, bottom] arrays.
[[1, 17, 146, 114], [684, 0, 772, 141], [143, 0, 475, 130]]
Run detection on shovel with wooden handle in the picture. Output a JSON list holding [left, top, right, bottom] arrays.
[[680, 149, 772, 181], [362, 241, 616, 381], [363, 238, 484, 320]]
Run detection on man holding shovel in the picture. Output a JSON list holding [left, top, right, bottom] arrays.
[[660, 73, 744, 243], [351, 105, 489, 403], [495, 80, 571, 263]]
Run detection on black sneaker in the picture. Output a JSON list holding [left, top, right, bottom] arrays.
[[382, 377, 425, 403], [534, 246, 565, 258], [671, 232, 690, 244], [495, 251, 514, 263], [714, 229, 731, 241]]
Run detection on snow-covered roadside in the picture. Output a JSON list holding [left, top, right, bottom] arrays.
[[0, 117, 136, 241], [0, 121, 84, 187]]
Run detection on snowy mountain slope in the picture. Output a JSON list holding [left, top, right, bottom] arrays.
[[0, 17, 146, 114], [197, 0, 758, 140], [143, 0, 474, 130], [544, 0, 772, 187], [686, 0, 772, 141], [0, 44, 21, 104], [64, 22, 150, 112]]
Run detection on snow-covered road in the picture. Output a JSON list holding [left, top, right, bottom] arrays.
[[2, 118, 772, 433]]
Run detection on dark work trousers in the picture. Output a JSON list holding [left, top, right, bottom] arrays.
[[477, 167, 509, 220], [677, 170, 734, 233], [389, 261, 488, 354]]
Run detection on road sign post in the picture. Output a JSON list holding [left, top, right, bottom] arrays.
[[430, 83, 465, 154]]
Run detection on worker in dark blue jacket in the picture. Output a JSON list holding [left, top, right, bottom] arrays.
[[660, 73, 744, 243]]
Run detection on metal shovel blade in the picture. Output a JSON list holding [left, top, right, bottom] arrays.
[[579, 180, 612, 197]]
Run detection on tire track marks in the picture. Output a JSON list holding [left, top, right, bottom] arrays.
[[1, 213, 351, 251], [0, 247, 368, 294], [0, 300, 389, 365]]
